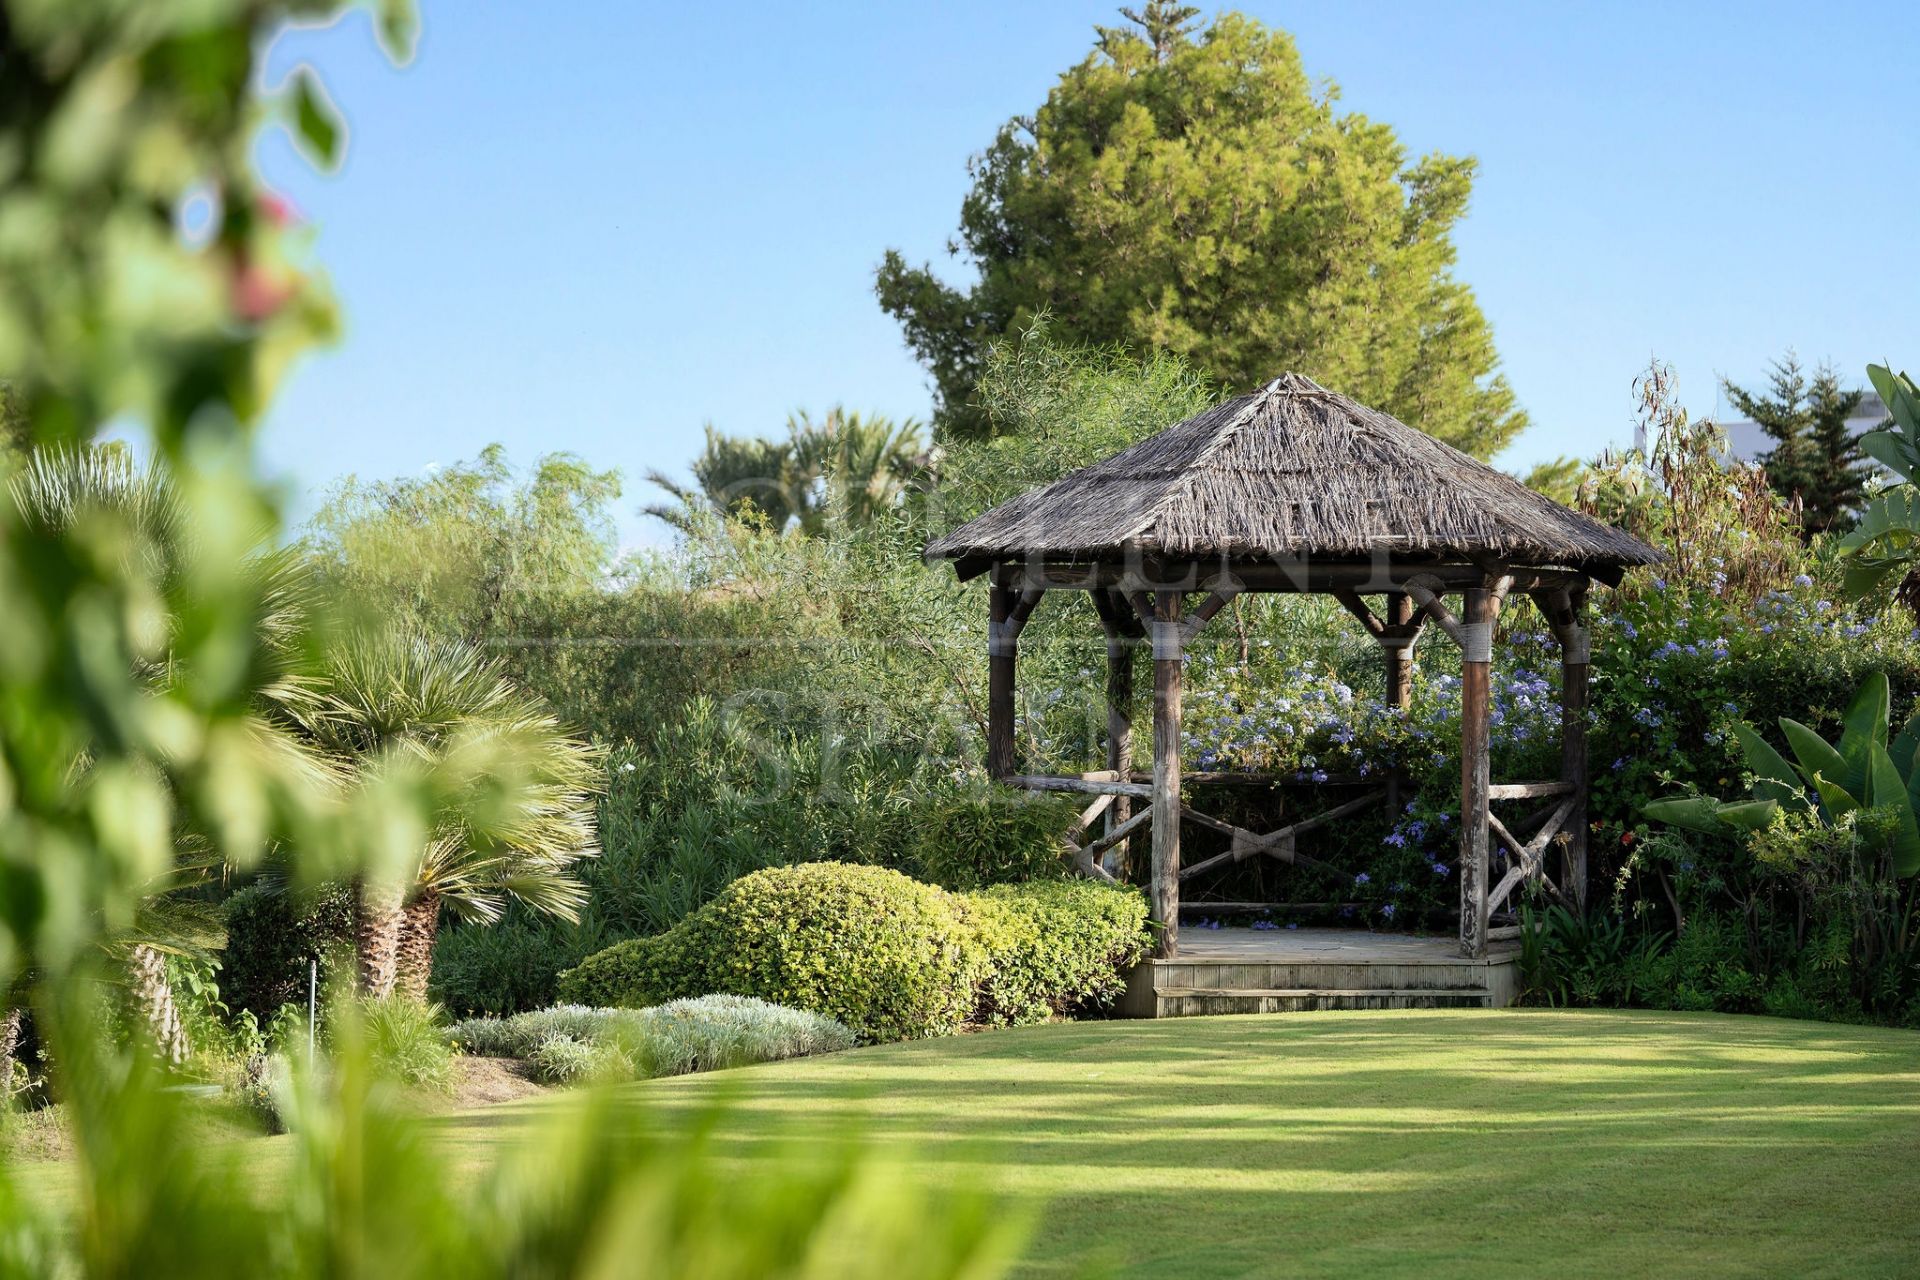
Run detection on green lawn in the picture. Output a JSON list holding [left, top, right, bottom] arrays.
[[447, 1008, 1920, 1278]]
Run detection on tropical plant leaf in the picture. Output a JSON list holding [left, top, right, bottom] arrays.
[[1778, 718, 1847, 793], [1867, 742, 1920, 877], [1715, 799, 1781, 832], [1891, 712, 1920, 778], [1811, 773, 1861, 819], [1840, 672, 1891, 796], [1642, 797, 1729, 835], [1732, 722, 1801, 792], [1858, 430, 1920, 485]]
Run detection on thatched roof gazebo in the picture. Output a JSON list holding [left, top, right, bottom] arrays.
[[927, 373, 1660, 961]]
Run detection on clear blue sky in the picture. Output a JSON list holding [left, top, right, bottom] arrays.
[[257, 1, 1920, 549]]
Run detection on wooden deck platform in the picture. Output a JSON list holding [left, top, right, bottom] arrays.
[[1119, 927, 1521, 1018]]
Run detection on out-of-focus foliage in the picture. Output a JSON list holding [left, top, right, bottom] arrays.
[[0, 7, 1024, 1279], [876, 6, 1525, 455], [0, 999, 1026, 1279]]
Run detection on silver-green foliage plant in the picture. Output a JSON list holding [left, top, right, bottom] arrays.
[[1643, 672, 1920, 876], [449, 996, 857, 1085]]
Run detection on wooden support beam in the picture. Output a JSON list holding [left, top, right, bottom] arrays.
[[1330, 587, 1385, 637], [1004, 774, 1152, 798], [1100, 599, 1137, 877], [988, 558, 1593, 597], [1065, 792, 1115, 840], [1485, 793, 1578, 915], [1068, 806, 1153, 882], [1403, 580, 1468, 648], [1178, 789, 1385, 880], [1151, 589, 1185, 958], [1487, 780, 1576, 800], [1180, 587, 1241, 645], [1458, 586, 1497, 959]]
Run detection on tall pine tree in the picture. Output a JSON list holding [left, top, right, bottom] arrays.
[[1803, 365, 1867, 534], [1723, 353, 1869, 535]]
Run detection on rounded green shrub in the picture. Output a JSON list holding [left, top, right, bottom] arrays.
[[558, 863, 991, 1042], [960, 880, 1149, 1025]]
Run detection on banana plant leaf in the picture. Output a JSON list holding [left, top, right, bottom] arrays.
[[1892, 712, 1920, 778], [1778, 718, 1847, 794], [1812, 772, 1861, 819], [1858, 431, 1920, 487], [1731, 722, 1809, 811], [1642, 797, 1734, 835], [1840, 673, 1891, 798], [1867, 742, 1920, 877]]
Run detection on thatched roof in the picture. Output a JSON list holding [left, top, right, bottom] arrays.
[[926, 373, 1660, 572]]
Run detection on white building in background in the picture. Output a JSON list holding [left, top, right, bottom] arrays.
[[1715, 391, 1889, 466]]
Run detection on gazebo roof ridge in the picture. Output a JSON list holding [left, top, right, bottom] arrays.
[[926, 373, 1662, 572]]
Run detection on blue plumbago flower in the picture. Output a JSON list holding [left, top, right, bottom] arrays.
[[1652, 577, 1667, 591], [1612, 757, 1627, 771], [1721, 702, 1739, 714], [1285, 921, 1300, 930], [1310, 769, 1329, 783], [1353, 872, 1371, 886], [1793, 573, 1814, 588], [1431, 862, 1451, 877], [1251, 918, 1279, 931], [1380, 903, 1397, 920], [1390, 882, 1407, 893], [1383, 832, 1407, 848]]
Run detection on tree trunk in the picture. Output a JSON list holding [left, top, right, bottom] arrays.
[[1, 1005, 21, 1102], [128, 944, 191, 1067], [356, 879, 406, 1000], [392, 889, 441, 1002]]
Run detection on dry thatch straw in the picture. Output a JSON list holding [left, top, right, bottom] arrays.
[[926, 373, 1661, 572]]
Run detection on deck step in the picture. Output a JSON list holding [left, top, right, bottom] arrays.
[[1150, 986, 1495, 1016]]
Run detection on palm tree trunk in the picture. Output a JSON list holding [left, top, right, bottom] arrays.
[[356, 879, 405, 999], [128, 944, 191, 1067], [1, 1005, 22, 1103], [392, 889, 441, 1002]]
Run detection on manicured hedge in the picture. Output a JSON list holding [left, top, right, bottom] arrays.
[[557, 863, 1149, 1042], [559, 863, 992, 1042], [962, 879, 1150, 1025]]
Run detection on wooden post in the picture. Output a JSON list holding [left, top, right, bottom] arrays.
[[1150, 590, 1185, 959], [1383, 591, 1415, 707], [1458, 586, 1498, 959], [1383, 591, 1414, 812], [1104, 627, 1135, 878], [987, 584, 1016, 780], [1560, 590, 1591, 911]]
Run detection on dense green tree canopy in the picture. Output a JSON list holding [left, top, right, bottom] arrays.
[[876, 4, 1525, 457]]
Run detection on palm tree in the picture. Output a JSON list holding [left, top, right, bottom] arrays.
[[6, 445, 340, 1062], [646, 408, 924, 535], [280, 629, 602, 999]]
